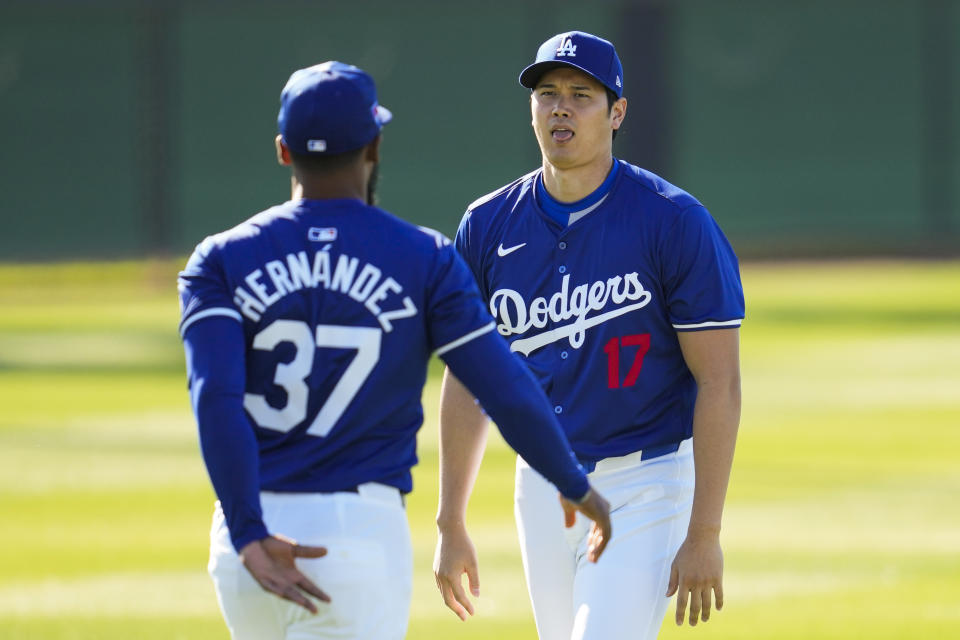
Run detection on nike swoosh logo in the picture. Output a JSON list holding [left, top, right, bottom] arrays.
[[497, 242, 527, 257]]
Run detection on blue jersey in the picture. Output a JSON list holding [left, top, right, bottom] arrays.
[[179, 198, 495, 494], [455, 160, 745, 466]]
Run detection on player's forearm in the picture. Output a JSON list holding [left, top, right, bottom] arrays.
[[687, 374, 741, 537], [435, 367, 489, 529], [184, 319, 269, 552], [676, 328, 741, 538], [195, 388, 270, 550]]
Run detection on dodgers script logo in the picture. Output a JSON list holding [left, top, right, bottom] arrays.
[[490, 272, 652, 356]]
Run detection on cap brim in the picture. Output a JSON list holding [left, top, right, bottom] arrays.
[[519, 60, 614, 95], [520, 61, 569, 88]]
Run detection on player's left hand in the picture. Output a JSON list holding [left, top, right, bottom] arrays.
[[666, 530, 724, 626], [433, 522, 481, 621], [240, 534, 330, 613], [559, 487, 612, 562]]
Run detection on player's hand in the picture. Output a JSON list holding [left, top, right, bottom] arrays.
[[433, 523, 480, 621], [559, 487, 612, 563], [666, 530, 724, 626], [239, 534, 330, 613]]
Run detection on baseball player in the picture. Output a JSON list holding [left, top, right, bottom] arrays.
[[433, 32, 744, 639], [178, 61, 612, 640]]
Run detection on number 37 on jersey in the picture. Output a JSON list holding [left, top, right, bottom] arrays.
[[243, 320, 380, 437]]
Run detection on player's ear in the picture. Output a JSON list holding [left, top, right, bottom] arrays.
[[275, 135, 292, 166], [364, 134, 382, 164], [611, 97, 627, 131]]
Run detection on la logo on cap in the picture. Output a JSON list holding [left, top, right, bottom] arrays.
[[556, 36, 577, 57]]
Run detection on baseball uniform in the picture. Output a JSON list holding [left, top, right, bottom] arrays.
[[441, 31, 744, 640], [179, 61, 594, 640], [452, 31, 744, 638]]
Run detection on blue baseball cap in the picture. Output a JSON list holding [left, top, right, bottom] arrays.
[[519, 31, 623, 98], [278, 61, 392, 155]]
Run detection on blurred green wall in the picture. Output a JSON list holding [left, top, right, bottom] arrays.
[[0, 0, 957, 260], [671, 0, 959, 255]]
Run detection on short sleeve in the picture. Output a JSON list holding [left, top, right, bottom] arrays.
[[453, 210, 488, 299], [178, 237, 243, 338], [661, 206, 745, 331], [426, 244, 496, 356]]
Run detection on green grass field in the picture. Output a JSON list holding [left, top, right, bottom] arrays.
[[1, 259, 958, 639]]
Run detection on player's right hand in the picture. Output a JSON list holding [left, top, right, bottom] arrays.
[[433, 523, 480, 621], [239, 534, 330, 613], [559, 486, 612, 562]]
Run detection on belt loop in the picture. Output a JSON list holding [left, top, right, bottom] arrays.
[[639, 441, 682, 461]]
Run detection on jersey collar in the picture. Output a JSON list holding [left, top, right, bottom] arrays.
[[535, 160, 621, 228]]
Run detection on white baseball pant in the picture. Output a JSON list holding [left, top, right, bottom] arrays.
[[208, 483, 412, 640], [515, 438, 694, 640]]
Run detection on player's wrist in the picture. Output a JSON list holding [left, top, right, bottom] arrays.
[[231, 524, 271, 556], [436, 513, 469, 531], [686, 521, 722, 540], [237, 537, 267, 561], [573, 487, 593, 505]]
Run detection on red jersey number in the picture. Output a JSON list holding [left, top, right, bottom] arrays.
[[603, 333, 651, 389]]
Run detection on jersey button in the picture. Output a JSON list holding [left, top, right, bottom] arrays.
[[560, 351, 568, 360], [558, 241, 567, 250], [558, 265, 566, 274], [554, 405, 563, 414]]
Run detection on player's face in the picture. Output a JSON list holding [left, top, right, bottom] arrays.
[[530, 67, 624, 171]]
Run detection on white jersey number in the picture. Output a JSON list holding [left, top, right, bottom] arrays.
[[243, 320, 381, 437]]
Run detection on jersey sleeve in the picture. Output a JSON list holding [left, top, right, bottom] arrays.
[[426, 243, 496, 356], [661, 205, 745, 331], [183, 316, 268, 552], [441, 329, 590, 500], [178, 236, 243, 338], [453, 210, 488, 299]]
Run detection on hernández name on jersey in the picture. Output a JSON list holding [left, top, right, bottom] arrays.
[[232, 247, 418, 331], [491, 271, 652, 356]]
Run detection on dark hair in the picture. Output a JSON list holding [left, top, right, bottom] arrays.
[[289, 146, 365, 172], [606, 88, 619, 141]]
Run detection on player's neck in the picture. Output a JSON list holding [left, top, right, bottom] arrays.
[[290, 171, 367, 203], [540, 155, 615, 203]]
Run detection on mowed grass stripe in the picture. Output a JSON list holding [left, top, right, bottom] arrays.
[[0, 259, 958, 639]]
